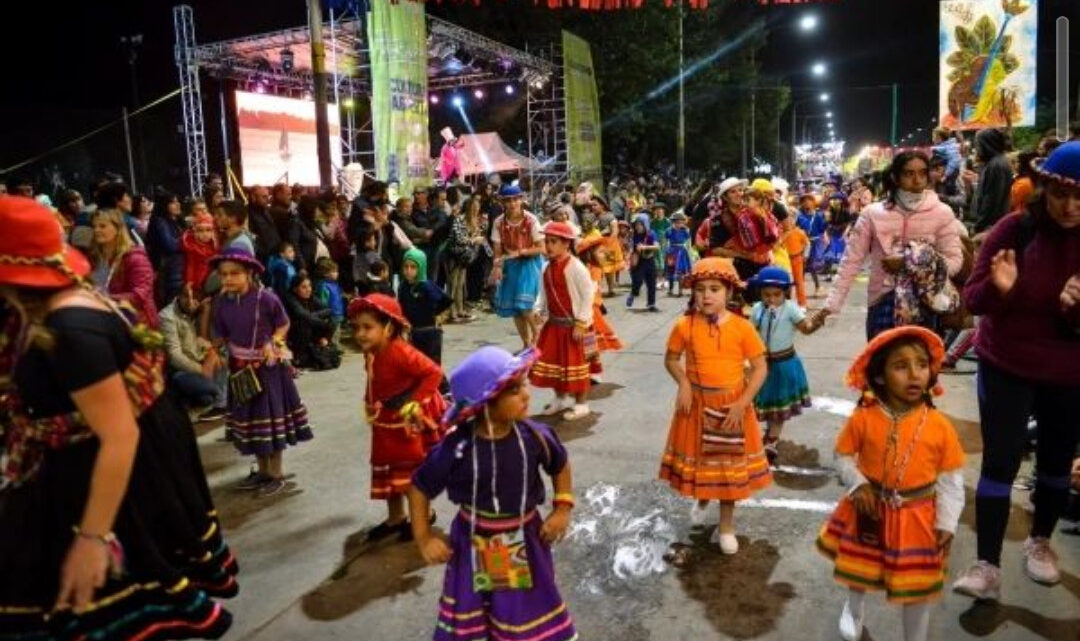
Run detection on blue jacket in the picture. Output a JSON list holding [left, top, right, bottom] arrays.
[[796, 210, 827, 239], [267, 254, 298, 297], [316, 279, 346, 322]]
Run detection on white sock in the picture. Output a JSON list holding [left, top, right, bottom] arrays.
[[901, 602, 931, 641]]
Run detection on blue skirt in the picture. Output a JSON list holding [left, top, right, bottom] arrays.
[[665, 245, 693, 280], [755, 353, 811, 423], [494, 255, 543, 318], [807, 236, 827, 273]]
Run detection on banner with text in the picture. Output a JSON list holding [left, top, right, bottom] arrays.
[[939, 0, 1037, 131], [562, 31, 603, 194], [368, 0, 432, 192]]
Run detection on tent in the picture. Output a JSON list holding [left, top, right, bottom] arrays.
[[438, 132, 543, 178]]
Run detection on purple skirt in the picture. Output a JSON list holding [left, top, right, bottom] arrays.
[[226, 362, 313, 456], [433, 510, 577, 641]]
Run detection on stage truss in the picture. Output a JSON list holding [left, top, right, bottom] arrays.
[[173, 4, 564, 195]]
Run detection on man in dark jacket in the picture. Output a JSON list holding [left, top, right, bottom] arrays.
[[247, 185, 281, 266], [971, 128, 1014, 234]]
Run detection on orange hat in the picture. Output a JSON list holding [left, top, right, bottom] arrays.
[[845, 326, 946, 394], [575, 235, 605, 255], [0, 196, 90, 289], [346, 293, 410, 329], [683, 257, 745, 291]]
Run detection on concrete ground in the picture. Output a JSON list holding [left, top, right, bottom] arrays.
[[199, 277, 1079, 641]]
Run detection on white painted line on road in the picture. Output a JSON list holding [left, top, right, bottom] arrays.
[[740, 497, 837, 513]]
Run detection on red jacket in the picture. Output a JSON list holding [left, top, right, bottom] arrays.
[[107, 246, 159, 328], [181, 230, 217, 291]]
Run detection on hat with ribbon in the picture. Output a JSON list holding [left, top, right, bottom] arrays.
[[442, 346, 541, 427], [1032, 140, 1080, 187], [683, 256, 745, 290], [845, 325, 946, 395], [346, 293, 411, 329], [208, 246, 265, 274], [0, 196, 90, 288], [575, 234, 606, 255]]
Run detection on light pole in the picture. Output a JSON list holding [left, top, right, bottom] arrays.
[[121, 34, 147, 191], [677, 0, 685, 180]]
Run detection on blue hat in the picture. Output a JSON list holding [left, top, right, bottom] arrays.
[[1033, 141, 1080, 187], [498, 184, 525, 198], [442, 346, 540, 427], [828, 191, 848, 203], [748, 266, 792, 289]]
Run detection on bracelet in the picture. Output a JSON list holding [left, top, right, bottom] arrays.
[[552, 492, 576, 509], [72, 526, 117, 546], [73, 526, 125, 577]]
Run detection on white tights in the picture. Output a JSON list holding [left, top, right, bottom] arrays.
[[845, 590, 931, 641]]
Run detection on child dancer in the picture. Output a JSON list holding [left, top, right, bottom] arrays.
[[781, 216, 810, 309], [796, 193, 827, 296], [205, 247, 313, 495], [398, 248, 452, 368], [531, 221, 594, 421], [651, 203, 671, 290], [816, 326, 964, 641], [747, 267, 818, 464], [664, 210, 693, 296], [350, 293, 447, 541], [576, 235, 624, 383], [626, 213, 661, 311], [660, 257, 771, 559], [407, 346, 577, 641]]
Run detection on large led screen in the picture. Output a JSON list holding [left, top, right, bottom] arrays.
[[235, 90, 342, 186]]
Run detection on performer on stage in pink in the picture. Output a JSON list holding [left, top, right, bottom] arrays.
[[438, 127, 463, 185]]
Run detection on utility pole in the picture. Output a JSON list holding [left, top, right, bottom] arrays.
[[749, 50, 756, 169], [309, 0, 332, 190], [891, 83, 899, 147], [677, 1, 686, 181], [121, 34, 148, 191]]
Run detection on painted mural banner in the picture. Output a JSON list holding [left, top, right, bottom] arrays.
[[939, 0, 1037, 131], [368, 0, 433, 193], [562, 30, 603, 194]]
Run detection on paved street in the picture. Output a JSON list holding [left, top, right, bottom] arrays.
[[200, 279, 1079, 641]]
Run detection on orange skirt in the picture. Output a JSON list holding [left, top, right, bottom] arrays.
[[659, 384, 771, 501], [530, 321, 591, 395], [367, 393, 447, 499], [816, 490, 946, 603], [593, 305, 623, 352], [600, 236, 626, 275]]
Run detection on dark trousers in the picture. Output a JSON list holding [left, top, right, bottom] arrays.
[[630, 257, 657, 306], [412, 327, 449, 394], [975, 360, 1080, 565], [171, 370, 224, 408]]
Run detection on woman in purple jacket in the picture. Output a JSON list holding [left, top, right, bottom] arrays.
[[953, 141, 1080, 601]]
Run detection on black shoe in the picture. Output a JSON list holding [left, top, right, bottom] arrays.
[[646, 305, 660, 312], [236, 469, 269, 490], [367, 519, 407, 542], [198, 407, 228, 423], [258, 477, 288, 496]]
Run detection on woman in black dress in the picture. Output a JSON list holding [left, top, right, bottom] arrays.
[[0, 195, 236, 640]]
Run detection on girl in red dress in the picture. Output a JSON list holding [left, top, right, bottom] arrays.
[[350, 293, 447, 541], [530, 222, 595, 421]]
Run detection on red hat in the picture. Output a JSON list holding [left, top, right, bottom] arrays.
[[346, 293, 411, 329], [846, 326, 946, 394], [0, 196, 90, 289], [542, 221, 577, 241]]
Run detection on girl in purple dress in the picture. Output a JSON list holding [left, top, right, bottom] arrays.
[[204, 247, 313, 496], [406, 346, 578, 641]]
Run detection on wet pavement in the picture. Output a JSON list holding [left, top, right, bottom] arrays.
[[200, 278, 1079, 641]]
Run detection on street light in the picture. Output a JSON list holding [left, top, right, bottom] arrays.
[[799, 15, 818, 32], [826, 111, 833, 118], [812, 62, 827, 77], [820, 93, 830, 102]]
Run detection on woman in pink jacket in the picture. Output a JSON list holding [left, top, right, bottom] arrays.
[[811, 151, 963, 339], [90, 208, 160, 327]]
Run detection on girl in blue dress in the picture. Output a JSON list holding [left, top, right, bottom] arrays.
[[664, 210, 693, 296]]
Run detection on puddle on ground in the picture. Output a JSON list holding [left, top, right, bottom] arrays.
[[675, 531, 796, 640], [957, 485, 1031, 543], [772, 441, 832, 491], [301, 528, 431, 621], [958, 599, 1080, 641], [587, 381, 625, 401], [943, 413, 983, 454]]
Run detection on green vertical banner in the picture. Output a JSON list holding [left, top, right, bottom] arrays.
[[562, 30, 602, 193], [367, 0, 432, 193]]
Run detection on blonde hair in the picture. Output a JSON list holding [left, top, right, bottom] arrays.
[[90, 208, 134, 268]]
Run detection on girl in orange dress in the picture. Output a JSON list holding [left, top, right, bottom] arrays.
[[349, 293, 447, 542], [659, 257, 770, 559], [816, 326, 964, 641], [781, 216, 810, 308], [576, 234, 624, 383]]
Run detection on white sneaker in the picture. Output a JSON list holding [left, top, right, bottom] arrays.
[[1023, 537, 1061, 585], [562, 404, 591, 421], [838, 599, 864, 641], [690, 501, 710, 527], [540, 397, 569, 416], [952, 560, 1002, 601], [718, 532, 739, 555]]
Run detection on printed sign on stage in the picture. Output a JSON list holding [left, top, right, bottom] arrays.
[[562, 30, 603, 194], [939, 0, 1037, 131], [235, 91, 342, 187], [368, 0, 433, 194]]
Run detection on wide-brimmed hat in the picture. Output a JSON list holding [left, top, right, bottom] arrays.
[[683, 256, 745, 290], [749, 178, 774, 194], [670, 209, 688, 222], [0, 196, 90, 288], [208, 246, 264, 274], [542, 221, 577, 241], [748, 266, 792, 290], [346, 293, 411, 329], [845, 326, 945, 393], [716, 177, 748, 199], [575, 235, 606, 255], [443, 346, 541, 426], [798, 192, 818, 203], [499, 184, 524, 199], [1032, 141, 1080, 187]]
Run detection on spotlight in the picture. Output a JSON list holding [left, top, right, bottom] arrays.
[[280, 48, 295, 72], [451, 95, 464, 108], [505, 84, 515, 95], [474, 89, 484, 99], [430, 94, 440, 104]]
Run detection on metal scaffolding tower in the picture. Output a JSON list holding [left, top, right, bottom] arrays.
[[526, 43, 567, 194], [174, 5, 208, 196]]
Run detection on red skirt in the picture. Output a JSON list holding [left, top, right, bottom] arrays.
[[530, 321, 591, 395], [366, 393, 447, 499]]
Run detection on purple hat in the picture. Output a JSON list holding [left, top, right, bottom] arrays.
[[208, 246, 265, 274], [828, 191, 848, 203], [442, 346, 540, 427]]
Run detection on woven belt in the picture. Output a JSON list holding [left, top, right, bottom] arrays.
[[869, 480, 936, 504], [459, 508, 538, 531], [549, 316, 576, 327], [766, 347, 796, 362]]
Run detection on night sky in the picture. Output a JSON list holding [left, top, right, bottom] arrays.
[[1, 0, 1075, 179]]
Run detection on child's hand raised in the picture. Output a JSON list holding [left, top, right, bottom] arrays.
[[541, 507, 571, 545], [851, 484, 878, 517], [418, 535, 452, 565]]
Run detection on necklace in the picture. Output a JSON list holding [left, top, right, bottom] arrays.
[[878, 404, 928, 508]]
